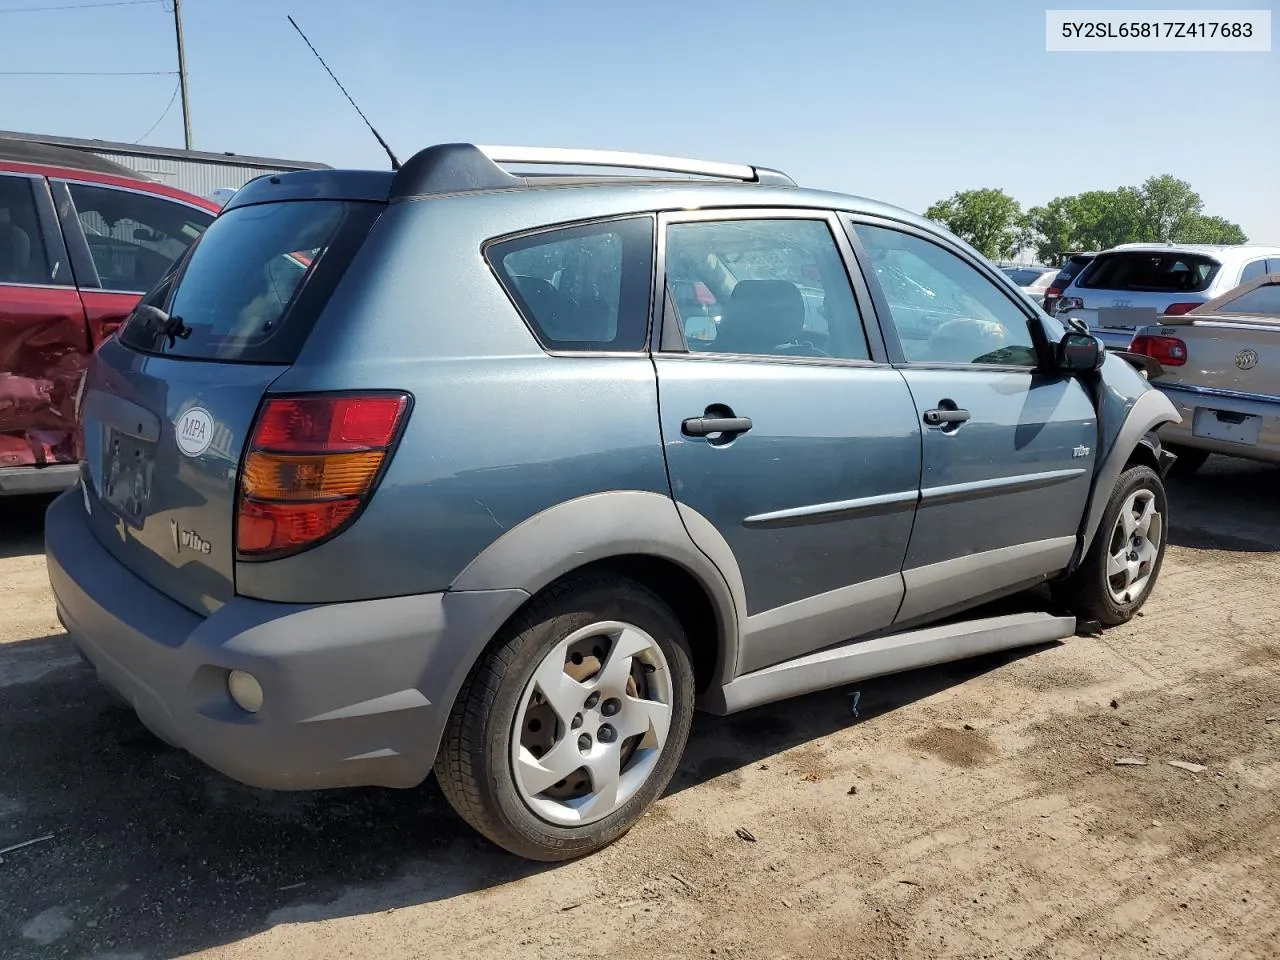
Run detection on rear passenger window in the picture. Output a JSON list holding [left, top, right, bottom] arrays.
[[489, 217, 654, 352], [662, 218, 870, 361], [0, 175, 53, 285]]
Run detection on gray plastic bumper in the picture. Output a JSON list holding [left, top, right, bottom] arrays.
[[44, 489, 527, 790]]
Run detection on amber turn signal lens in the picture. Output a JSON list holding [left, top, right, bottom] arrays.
[[242, 451, 384, 500]]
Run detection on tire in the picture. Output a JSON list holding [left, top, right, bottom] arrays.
[[1056, 464, 1168, 626], [1165, 444, 1210, 477], [434, 574, 696, 861]]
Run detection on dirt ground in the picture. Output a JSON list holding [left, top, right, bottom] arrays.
[[1, 457, 1277, 960]]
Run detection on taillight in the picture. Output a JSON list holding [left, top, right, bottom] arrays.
[[1162, 302, 1198, 316], [1129, 334, 1187, 367], [1045, 286, 1062, 298], [236, 393, 411, 557]]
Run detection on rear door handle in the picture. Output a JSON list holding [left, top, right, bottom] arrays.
[[922, 408, 971, 426], [682, 416, 753, 437]]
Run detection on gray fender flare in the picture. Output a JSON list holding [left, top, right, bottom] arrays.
[[1079, 388, 1181, 558], [451, 490, 744, 684]]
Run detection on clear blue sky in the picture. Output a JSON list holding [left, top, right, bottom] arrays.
[[3, 0, 1277, 242]]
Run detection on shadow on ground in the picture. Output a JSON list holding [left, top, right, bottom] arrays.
[[0, 495, 54, 561], [0, 626, 1050, 960], [1165, 456, 1280, 553]]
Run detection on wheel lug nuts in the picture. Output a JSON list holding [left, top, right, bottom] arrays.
[[584, 692, 600, 709], [577, 734, 592, 752], [571, 713, 584, 729], [601, 698, 621, 717], [598, 724, 616, 744]]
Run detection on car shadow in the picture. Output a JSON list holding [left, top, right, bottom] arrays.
[[1165, 456, 1280, 553], [0, 494, 53, 560], [0, 625, 1053, 960]]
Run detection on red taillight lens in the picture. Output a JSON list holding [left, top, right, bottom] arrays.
[[1130, 335, 1187, 367], [1162, 302, 1199, 316], [1045, 287, 1062, 298], [236, 393, 410, 557]]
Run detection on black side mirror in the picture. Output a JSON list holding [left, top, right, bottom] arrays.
[[1057, 330, 1104, 373]]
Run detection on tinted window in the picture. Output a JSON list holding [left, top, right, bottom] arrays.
[[663, 218, 869, 361], [1076, 251, 1219, 293], [1003, 267, 1052, 286], [1240, 259, 1269, 284], [68, 183, 213, 293], [1216, 282, 1280, 316], [1269, 259, 1280, 275], [0, 175, 52, 284], [119, 199, 381, 363], [489, 217, 654, 352], [854, 223, 1037, 366]]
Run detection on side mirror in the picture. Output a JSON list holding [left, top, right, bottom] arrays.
[[1057, 331, 1105, 373]]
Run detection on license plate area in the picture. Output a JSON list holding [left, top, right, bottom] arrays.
[[101, 428, 156, 526], [1192, 408, 1261, 445]]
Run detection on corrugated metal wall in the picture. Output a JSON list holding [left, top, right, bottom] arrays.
[[88, 151, 295, 199]]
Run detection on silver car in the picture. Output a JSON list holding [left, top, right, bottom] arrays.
[[1055, 243, 1280, 350], [1129, 272, 1280, 472]]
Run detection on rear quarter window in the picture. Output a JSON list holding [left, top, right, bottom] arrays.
[[119, 199, 381, 363], [486, 216, 655, 352], [1076, 252, 1219, 293]]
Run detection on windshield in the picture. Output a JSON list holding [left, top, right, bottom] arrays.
[[1076, 251, 1219, 293], [119, 200, 381, 363]]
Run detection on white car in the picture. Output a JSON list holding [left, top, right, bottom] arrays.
[[1054, 243, 1280, 350]]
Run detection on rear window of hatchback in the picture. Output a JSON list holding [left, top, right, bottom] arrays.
[[1075, 252, 1220, 294]]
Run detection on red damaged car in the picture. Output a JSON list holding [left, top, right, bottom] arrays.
[[0, 139, 219, 495]]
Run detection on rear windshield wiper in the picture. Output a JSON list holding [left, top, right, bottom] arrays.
[[133, 304, 193, 348]]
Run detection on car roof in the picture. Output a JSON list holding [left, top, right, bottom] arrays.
[[1103, 242, 1280, 263], [225, 142, 960, 247], [0, 155, 221, 212]]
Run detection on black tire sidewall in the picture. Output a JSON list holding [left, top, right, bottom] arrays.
[[475, 579, 694, 859]]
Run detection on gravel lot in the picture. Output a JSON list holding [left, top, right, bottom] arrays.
[[2, 457, 1277, 960]]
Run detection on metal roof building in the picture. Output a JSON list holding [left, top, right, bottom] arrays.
[[0, 130, 328, 202]]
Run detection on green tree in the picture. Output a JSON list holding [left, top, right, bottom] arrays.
[[1135, 175, 1204, 241], [1177, 214, 1248, 244], [924, 188, 1025, 260]]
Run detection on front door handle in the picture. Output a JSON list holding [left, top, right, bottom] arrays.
[[682, 415, 753, 437], [922, 407, 971, 426]]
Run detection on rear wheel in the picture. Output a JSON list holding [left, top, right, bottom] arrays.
[[1165, 444, 1210, 477], [1056, 464, 1168, 626], [434, 575, 695, 861]]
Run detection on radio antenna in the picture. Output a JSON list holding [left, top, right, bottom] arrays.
[[287, 15, 401, 170]]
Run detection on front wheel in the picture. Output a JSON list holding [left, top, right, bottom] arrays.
[[1056, 464, 1169, 626], [434, 575, 695, 861]]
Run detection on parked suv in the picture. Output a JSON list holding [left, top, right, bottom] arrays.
[[1054, 243, 1280, 351], [0, 138, 218, 494], [1042, 251, 1096, 314], [45, 143, 1179, 861]]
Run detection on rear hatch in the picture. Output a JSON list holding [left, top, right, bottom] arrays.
[[78, 195, 382, 615], [1062, 249, 1221, 335]]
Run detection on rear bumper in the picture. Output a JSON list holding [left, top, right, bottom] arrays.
[[44, 489, 528, 790], [1155, 384, 1280, 464], [0, 463, 79, 496]]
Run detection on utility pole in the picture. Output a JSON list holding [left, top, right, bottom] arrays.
[[172, 0, 192, 149]]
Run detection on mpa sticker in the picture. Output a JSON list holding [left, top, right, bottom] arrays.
[[175, 406, 214, 458]]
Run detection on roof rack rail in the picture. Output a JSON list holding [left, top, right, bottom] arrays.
[[387, 143, 794, 200], [476, 145, 795, 186]]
